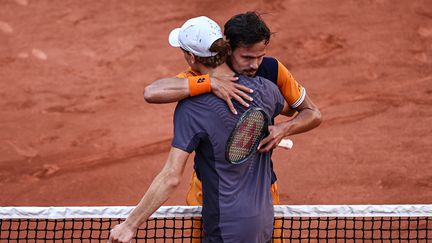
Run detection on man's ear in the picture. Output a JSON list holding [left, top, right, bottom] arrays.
[[189, 53, 196, 64]]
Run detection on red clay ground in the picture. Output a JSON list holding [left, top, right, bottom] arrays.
[[1, 0, 431, 206]]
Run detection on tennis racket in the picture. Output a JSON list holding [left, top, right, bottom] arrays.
[[225, 107, 293, 164]]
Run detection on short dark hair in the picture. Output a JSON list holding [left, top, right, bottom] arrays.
[[195, 38, 230, 68], [224, 12, 271, 50]]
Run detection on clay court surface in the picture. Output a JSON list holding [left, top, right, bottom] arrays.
[[0, 0, 431, 206]]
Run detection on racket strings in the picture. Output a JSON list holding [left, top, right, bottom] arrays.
[[227, 110, 266, 163]]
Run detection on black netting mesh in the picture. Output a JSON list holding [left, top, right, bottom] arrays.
[[1, 215, 431, 242]]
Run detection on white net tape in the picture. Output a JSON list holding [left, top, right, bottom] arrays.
[[1, 205, 432, 219]]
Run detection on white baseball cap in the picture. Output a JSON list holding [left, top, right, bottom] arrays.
[[168, 16, 223, 57]]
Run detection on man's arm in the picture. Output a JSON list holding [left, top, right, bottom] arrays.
[[143, 77, 190, 103], [258, 94, 322, 152], [143, 67, 253, 114], [108, 147, 190, 243]]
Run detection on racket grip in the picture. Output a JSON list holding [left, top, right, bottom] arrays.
[[278, 139, 293, 149]]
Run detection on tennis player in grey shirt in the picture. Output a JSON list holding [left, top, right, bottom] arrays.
[[172, 73, 285, 242], [109, 16, 289, 243]]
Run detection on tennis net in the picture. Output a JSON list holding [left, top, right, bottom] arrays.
[[1, 205, 431, 242]]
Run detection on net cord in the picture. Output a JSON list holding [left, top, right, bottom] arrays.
[[1, 205, 432, 219]]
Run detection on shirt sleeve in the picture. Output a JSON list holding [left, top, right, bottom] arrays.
[[172, 100, 202, 153], [276, 60, 306, 108]]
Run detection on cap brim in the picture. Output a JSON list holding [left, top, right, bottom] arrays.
[[168, 28, 181, 47]]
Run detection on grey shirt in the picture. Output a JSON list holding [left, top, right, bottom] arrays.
[[172, 75, 285, 243]]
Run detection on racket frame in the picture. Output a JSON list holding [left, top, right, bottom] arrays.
[[225, 107, 269, 164]]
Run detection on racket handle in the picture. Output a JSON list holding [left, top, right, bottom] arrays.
[[278, 139, 293, 149]]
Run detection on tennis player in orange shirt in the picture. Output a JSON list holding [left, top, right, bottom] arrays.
[[144, 11, 321, 207]]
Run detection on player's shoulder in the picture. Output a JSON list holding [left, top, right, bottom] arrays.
[[259, 56, 278, 70], [175, 94, 230, 127], [177, 93, 220, 111], [238, 75, 280, 96], [256, 57, 279, 83], [261, 56, 278, 65], [174, 96, 204, 121], [176, 68, 200, 78]]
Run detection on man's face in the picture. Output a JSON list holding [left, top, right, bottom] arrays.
[[229, 41, 267, 77]]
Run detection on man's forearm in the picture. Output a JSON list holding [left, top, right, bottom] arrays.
[[282, 108, 322, 136], [123, 170, 180, 229], [143, 73, 252, 114], [258, 95, 322, 152], [281, 93, 322, 136], [144, 77, 189, 103], [109, 148, 189, 243]]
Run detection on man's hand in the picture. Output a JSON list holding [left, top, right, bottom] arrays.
[[211, 74, 253, 114], [258, 124, 287, 153], [210, 66, 253, 114], [108, 222, 136, 243]]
